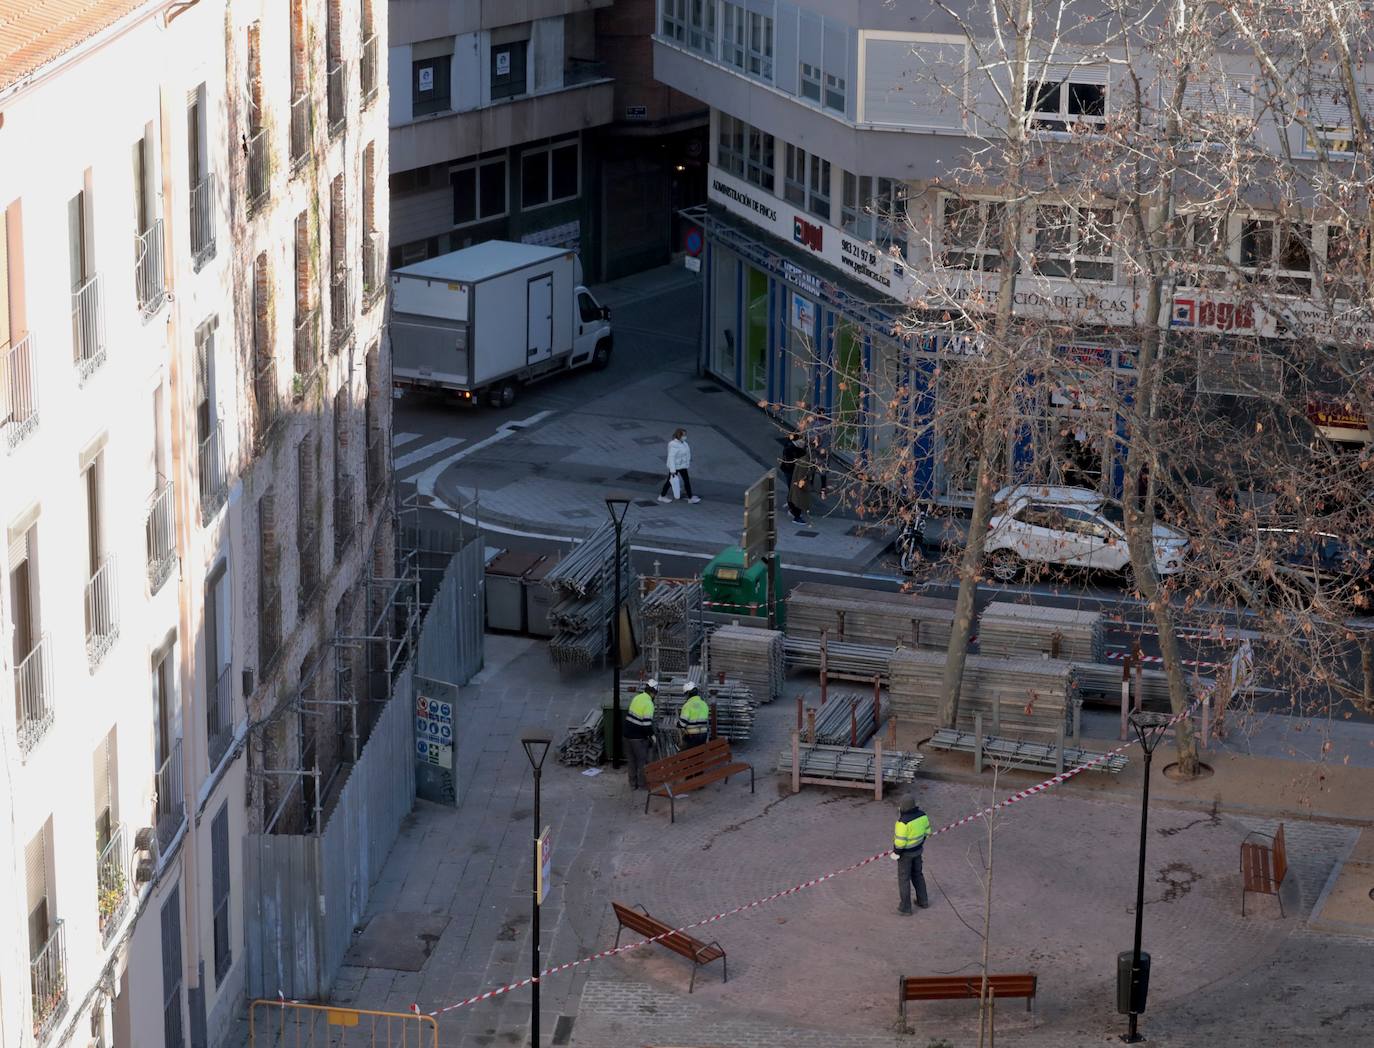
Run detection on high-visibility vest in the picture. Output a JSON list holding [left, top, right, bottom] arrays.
[[894, 813, 931, 852], [678, 695, 710, 735], [627, 691, 655, 729]]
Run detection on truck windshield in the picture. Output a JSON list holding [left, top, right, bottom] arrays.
[[578, 292, 602, 323]]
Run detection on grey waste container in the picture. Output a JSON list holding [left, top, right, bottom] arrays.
[[524, 556, 559, 638], [485, 551, 545, 632]]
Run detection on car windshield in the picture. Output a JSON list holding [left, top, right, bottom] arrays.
[[1098, 499, 1125, 527]]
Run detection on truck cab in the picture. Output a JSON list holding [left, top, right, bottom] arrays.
[[573, 287, 612, 369]]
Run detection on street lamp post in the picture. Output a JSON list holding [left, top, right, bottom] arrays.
[[1121, 710, 1171, 1043], [521, 732, 552, 1048], [605, 497, 631, 768]]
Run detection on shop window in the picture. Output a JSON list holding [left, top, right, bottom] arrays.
[[745, 266, 769, 399], [1241, 218, 1312, 294], [842, 173, 908, 257], [491, 40, 528, 101], [1027, 69, 1107, 131], [833, 324, 863, 452], [711, 254, 739, 381], [451, 158, 507, 226], [940, 196, 1006, 271], [1033, 205, 1115, 282], [412, 56, 451, 116], [521, 140, 579, 210]]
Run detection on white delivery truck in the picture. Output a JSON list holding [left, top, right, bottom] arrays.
[[391, 241, 613, 408]]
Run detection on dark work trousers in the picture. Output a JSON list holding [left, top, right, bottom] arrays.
[[780, 467, 802, 519], [680, 732, 708, 750], [898, 849, 929, 912], [626, 736, 651, 789], [660, 470, 694, 499]]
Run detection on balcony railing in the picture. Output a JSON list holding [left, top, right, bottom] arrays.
[[97, 824, 132, 943], [247, 128, 269, 208], [14, 635, 54, 755], [362, 231, 384, 307], [259, 588, 282, 671], [255, 358, 278, 445], [290, 94, 311, 169], [135, 219, 166, 316], [333, 475, 355, 558], [360, 33, 378, 107], [85, 555, 120, 672], [155, 737, 185, 853], [330, 275, 352, 347], [30, 919, 66, 1041], [146, 481, 178, 592], [72, 274, 106, 383], [207, 665, 234, 768], [327, 60, 347, 135], [198, 421, 228, 521], [2, 334, 39, 450], [190, 173, 216, 266], [294, 308, 319, 377], [298, 522, 320, 605]]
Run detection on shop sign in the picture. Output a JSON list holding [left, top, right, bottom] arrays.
[[1307, 398, 1370, 442], [781, 259, 822, 297], [1170, 296, 1256, 332], [710, 176, 778, 223], [791, 292, 816, 335], [793, 216, 823, 252], [625, 105, 648, 119]]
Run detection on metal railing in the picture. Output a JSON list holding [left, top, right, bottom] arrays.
[[207, 665, 234, 768], [255, 358, 277, 444], [360, 33, 378, 106], [14, 635, 54, 755], [259, 587, 282, 671], [362, 231, 383, 304], [290, 94, 311, 169], [294, 308, 319, 376], [190, 173, 216, 265], [72, 274, 106, 382], [330, 275, 352, 347], [155, 738, 185, 852], [333, 475, 356, 558], [85, 555, 120, 672], [146, 481, 178, 592], [198, 421, 228, 521], [135, 219, 166, 316], [30, 919, 66, 1040], [247, 128, 269, 207], [298, 522, 320, 605], [327, 60, 347, 135], [97, 824, 131, 943], [2, 334, 39, 450]]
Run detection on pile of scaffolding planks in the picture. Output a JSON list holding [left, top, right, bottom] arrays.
[[784, 636, 893, 682], [556, 707, 604, 767], [889, 648, 1080, 736], [706, 625, 785, 703], [977, 601, 1105, 663], [785, 582, 956, 649]]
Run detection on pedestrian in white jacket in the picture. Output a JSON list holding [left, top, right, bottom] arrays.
[[658, 428, 701, 503]]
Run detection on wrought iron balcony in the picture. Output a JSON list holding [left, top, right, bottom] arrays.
[[362, 231, 384, 307], [96, 824, 131, 944], [360, 33, 378, 107], [2, 334, 39, 450], [366, 428, 387, 505], [14, 635, 54, 755], [84, 555, 120, 672], [72, 274, 106, 383], [259, 587, 282, 671], [290, 93, 311, 170], [246, 128, 269, 209], [333, 474, 356, 558], [327, 60, 348, 135], [198, 421, 228, 521], [254, 357, 278, 445], [330, 274, 353, 347], [294, 308, 320, 376], [146, 481, 178, 593], [190, 173, 216, 266], [134, 219, 166, 316], [207, 665, 234, 769], [298, 522, 320, 605], [155, 737, 185, 852], [30, 919, 66, 1041]]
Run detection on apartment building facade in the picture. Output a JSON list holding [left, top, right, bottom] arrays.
[[653, 0, 1372, 497], [0, 0, 390, 1045]]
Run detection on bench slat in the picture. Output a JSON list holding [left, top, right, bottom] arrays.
[[902, 974, 1036, 1000], [611, 902, 726, 992]]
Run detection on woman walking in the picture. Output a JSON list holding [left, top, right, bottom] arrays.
[[658, 428, 701, 503], [778, 432, 812, 524]]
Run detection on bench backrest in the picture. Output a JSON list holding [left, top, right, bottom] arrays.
[[1273, 823, 1287, 884], [902, 974, 1037, 1000], [646, 738, 733, 783], [1241, 825, 1287, 893], [612, 902, 705, 955]]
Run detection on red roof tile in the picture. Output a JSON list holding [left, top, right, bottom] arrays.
[[0, 0, 152, 94]]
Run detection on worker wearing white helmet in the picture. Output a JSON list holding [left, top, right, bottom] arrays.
[[624, 679, 658, 789], [677, 680, 710, 749]]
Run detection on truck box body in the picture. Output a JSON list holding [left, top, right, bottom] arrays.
[[391, 242, 605, 399]]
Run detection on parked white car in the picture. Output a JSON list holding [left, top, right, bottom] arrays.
[[985, 485, 1189, 582]]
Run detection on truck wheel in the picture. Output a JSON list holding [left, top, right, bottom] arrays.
[[592, 340, 612, 370], [489, 381, 518, 409]]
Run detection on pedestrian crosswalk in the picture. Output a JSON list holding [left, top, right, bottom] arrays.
[[392, 433, 467, 480]]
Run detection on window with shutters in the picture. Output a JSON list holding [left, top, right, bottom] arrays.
[[206, 563, 234, 766], [1302, 78, 1373, 156], [211, 803, 232, 984], [93, 731, 115, 852], [195, 318, 227, 517], [330, 175, 351, 347], [1027, 65, 1108, 131], [860, 34, 968, 130], [161, 886, 185, 1048], [298, 436, 321, 601], [293, 212, 318, 375], [333, 388, 354, 556], [258, 491, 281, 669], [26, 823, 52, 960], [1171, 70, 1254, 143], [253, 252, 275, 439], [365, 342, 385, 503]]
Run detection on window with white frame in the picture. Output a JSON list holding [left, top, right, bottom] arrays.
[[721, 2, 746, 69], [798, 13, 847, 113], [1241, 218, 1312, 294], [662, 0, 687, 43], [940, 196, 1007, 271], [784, 144, 829, 220], [451, 157, 507, 226], [841, 173, 907, 256], [747, 6, 774, 80], [717, 115, 774, 190], [1033, 205, 1115, 282], [521, 139, 579, 210], [1027, 66, 1108, 131], [689, 0, 715, 55], [720, 1, 772, 80]]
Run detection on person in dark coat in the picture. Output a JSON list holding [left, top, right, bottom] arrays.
[[779, 432, 811, 524]]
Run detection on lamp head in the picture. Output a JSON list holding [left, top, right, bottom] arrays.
[[521, 731, 553, 771], [604, 495, 631, 527], [1128, 710, 1172, 755]]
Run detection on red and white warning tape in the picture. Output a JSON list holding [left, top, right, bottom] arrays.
[[1104, 650, 1225, 670], [418, 699, 1197, 1019]]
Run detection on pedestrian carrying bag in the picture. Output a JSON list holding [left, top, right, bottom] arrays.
[[670, 472, 682, 499]]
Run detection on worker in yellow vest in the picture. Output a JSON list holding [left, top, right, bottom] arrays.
[[624, 680, 658, 789], [892, 793, 931, 914], [677, 681, 711, 749]]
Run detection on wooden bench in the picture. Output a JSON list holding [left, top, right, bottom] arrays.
[[611, 902, 727, 992], [644, 737, 753, 822], [1241, 823, 1288, 917], [899, 974, 1038, 1025]]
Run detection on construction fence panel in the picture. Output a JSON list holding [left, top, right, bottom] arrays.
[[248, 999, 438, 1048], [417, 538, 485, 689]]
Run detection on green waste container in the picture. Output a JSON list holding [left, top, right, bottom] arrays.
[[702, 545, 771, 617]]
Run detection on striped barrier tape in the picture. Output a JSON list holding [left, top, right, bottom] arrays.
[[1105, 650, 1225, 670], [417, 698, 1199, 1019]]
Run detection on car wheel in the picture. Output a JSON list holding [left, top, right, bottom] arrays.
[[988, 549, 1022, 583], [592, 340, 612, 370]]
